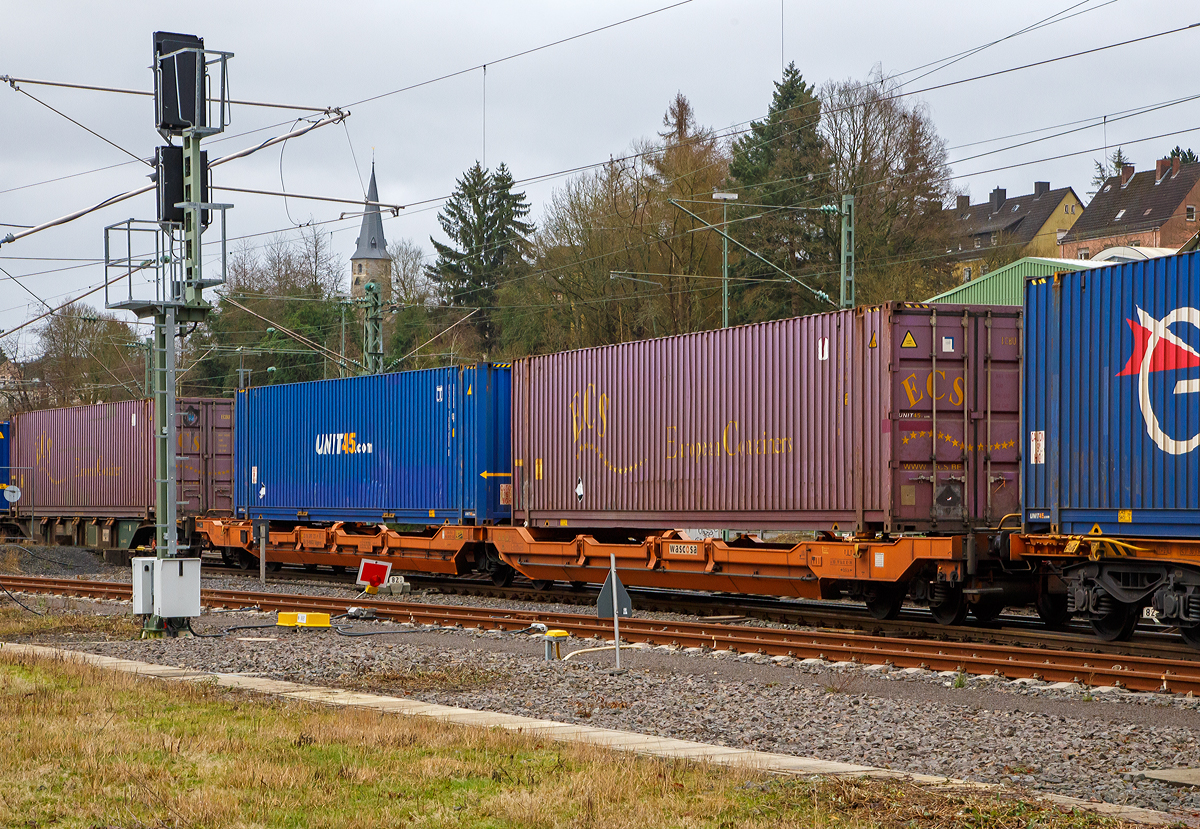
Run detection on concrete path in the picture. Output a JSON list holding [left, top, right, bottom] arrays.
[[0, 641, 1176, 825]]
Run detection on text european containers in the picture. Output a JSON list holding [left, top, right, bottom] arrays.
[[1024, 251, 1200, 536], [512, 304, 1021, 532], [7, 398, 232, 518], [234, 364, 511, 524]]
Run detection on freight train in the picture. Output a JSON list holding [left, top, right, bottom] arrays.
[[4, 251, 1200, 649]]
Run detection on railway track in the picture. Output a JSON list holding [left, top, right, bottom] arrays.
[[200, 562, 1200, 662], [5, 574, 1200, 695]]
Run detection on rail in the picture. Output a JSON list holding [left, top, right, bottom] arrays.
[[3, 575, 1200, 694]]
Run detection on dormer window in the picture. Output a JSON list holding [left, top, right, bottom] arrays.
[[990, 232, 998, 246], [974, 237, 981, 249]]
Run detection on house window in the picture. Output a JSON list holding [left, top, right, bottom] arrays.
[[1012, 204, 1020, 212], [1079, 249, 1090, 260], [1144, 208, 1153, 216], [974, 237, 981, 249], [1188, 205, 1196, 221], [1064, 204, 1070, 214], [963, 266, 972, 282], [990, 232, 999, 246], [1115, 209, 1126, 220], [357, 263, 364, 274]]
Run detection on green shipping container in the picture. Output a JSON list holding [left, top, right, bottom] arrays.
[[928, 257, 1095, 305]]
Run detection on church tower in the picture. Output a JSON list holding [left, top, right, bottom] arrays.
[[350, 164, 392, 300]]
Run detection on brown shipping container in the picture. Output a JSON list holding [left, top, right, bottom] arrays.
[[9, 398, 233, 518], [513, 303, 1022, 533]]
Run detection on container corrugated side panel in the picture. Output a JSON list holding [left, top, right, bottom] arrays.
[[9, 400, 154, 517], [515, 311, 877, 530], [1024, 252, 1200, 536], [0, 421, 9, 491], [514, 304, 1019, 532], [460, 364, 512, 524], [235, 367, 468, 523]]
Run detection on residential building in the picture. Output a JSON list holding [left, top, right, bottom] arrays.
[[1059, 158, 1200, 259], [949, 182, 1083, 282]]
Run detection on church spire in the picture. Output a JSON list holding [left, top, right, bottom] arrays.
[[352, 163, 388, 261], [350, 163, 392, 300]]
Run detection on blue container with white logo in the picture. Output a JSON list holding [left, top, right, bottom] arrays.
[[234, 364, 511, 525], [1024, 251, 1200, 536]]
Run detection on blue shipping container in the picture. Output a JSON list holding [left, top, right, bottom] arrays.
[[234, 364, 511, 524], [1024, 251, 1200, 536]]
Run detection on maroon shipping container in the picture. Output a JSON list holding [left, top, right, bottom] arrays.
[[8, 398, 233, 519], [513, 303, 1022, 533]]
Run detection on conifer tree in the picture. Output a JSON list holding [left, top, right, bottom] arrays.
[[428, 162, 533, 352], [726, 63, 834, 321]]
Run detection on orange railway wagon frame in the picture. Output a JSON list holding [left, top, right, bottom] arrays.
[[1014, 533, 1200, 567], [491, 527, 963, 599], [197, 518, 486, 575]]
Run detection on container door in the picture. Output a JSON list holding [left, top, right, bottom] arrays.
[[176, 402, 204, 515], [891, 308, 972, 528], [205, 400, 234, 514], [968, 311, 1022, 525]]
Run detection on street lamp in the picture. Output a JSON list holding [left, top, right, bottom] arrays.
[[712, 193, 738, 328]]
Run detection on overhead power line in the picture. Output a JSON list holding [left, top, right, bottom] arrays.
[[0, 111, 347, 247], [6, 80, 152, 166]]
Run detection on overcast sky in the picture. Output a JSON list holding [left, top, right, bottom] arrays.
[[2, 0, 1198, 342]]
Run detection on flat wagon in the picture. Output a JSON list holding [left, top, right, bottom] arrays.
[[1, 398, 232, 552]]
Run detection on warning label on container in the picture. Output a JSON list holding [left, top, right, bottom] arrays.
[[868, 332, 877, 348], [1030, 430, 1045, 464], [900, 331, 918, 348]]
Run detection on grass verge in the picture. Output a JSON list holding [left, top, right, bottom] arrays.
[[0, 604, 140, 640], [0, 645, 1144, 829]]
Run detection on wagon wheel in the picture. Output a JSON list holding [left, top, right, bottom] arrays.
[[1089, 604, 1140, 641], [930, 588, 969, 626], [1035, 592, 1070, 629], [970, 599, 1005, 623], [1180, 625, 1200, 651], [864, 586, 905, 621], [531, 580, 554, 591], [237, 551, 255, 570], [490, 566, 514, 587]]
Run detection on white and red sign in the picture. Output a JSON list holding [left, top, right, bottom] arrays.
[[356, 559, 393, 588]]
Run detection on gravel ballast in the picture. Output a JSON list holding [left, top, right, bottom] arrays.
[[5, 546, 1200, 821]]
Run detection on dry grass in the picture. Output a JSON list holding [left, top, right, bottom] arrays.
[[0, 604, 140, 640], [0, 547, 20, 574], [0, 615, 1147, 829]]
